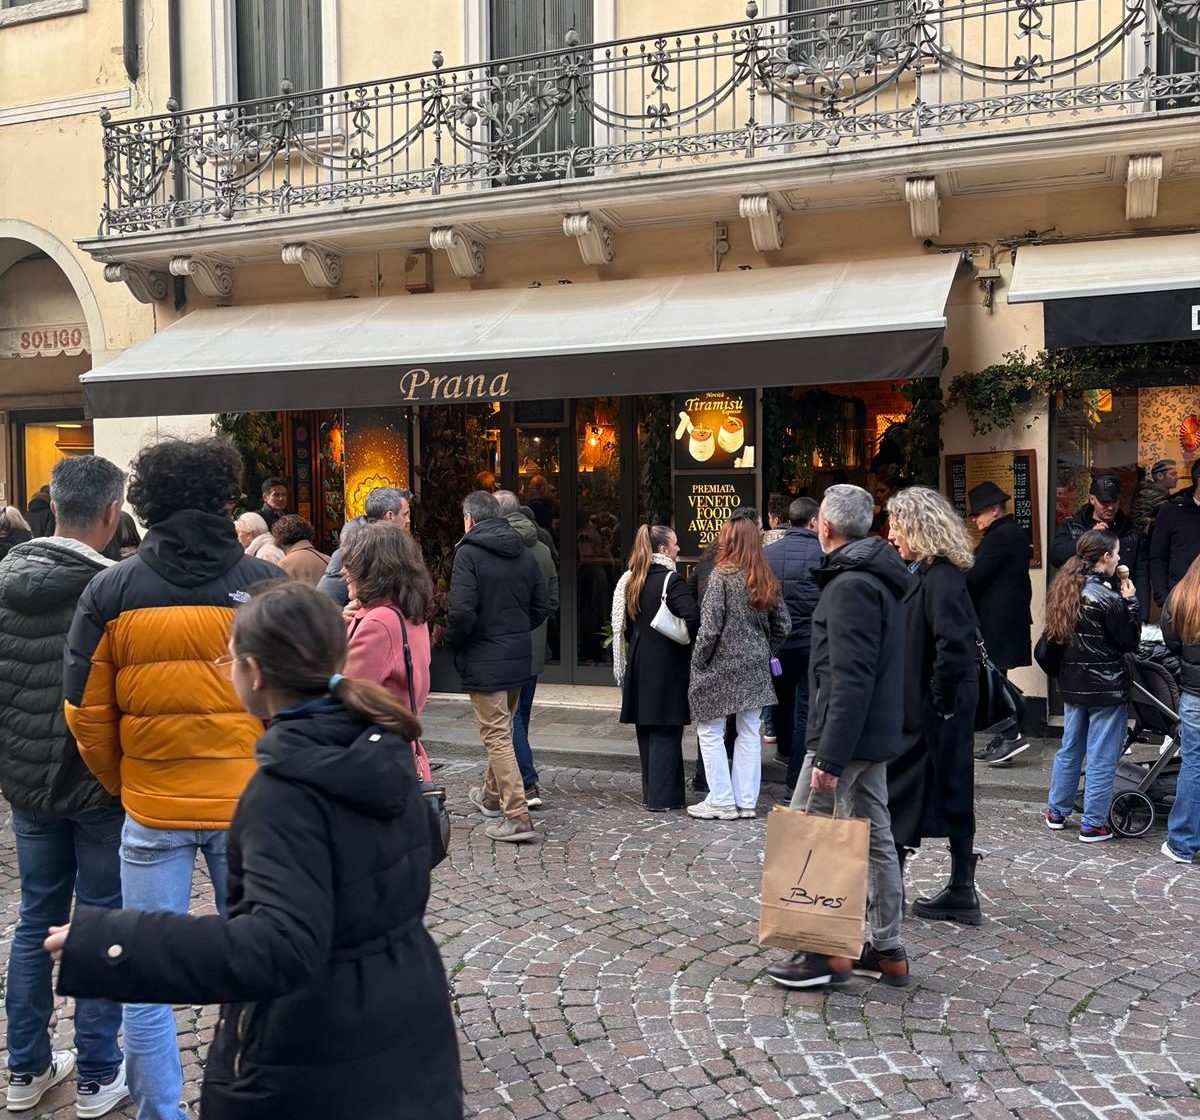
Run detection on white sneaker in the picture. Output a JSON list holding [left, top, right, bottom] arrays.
[[686, 799, 738, 821], [6, 1050, 75, 1112], [76, 1060, 129, 1119], [737, 807, 757, 819], [1162, 840, 1193, 865]]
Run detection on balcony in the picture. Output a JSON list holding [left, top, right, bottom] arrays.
[[86, 0, 1200, 275]]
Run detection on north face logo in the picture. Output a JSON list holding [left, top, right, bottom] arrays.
[[228, 590, 250, 604]]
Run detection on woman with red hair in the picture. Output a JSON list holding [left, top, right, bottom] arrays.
[[687, 517, 791, 820]]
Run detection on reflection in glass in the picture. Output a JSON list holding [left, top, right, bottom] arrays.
[[576, 398, 622, 667], [517, 428, 562, 666]]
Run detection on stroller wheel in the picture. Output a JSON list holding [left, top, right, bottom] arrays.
[[1109, 790, 1154, 838]]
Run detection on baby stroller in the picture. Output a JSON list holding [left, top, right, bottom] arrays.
[[1104, 655, 1182, 838]]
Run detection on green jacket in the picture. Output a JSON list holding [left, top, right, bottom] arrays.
[[505, 512, 560, 675]]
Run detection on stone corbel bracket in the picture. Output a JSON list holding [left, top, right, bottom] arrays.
[[738, 195, 783, 253], [1126, 154, 1163, 221], [281, 242, 343, 288], [168, 255, 234, 299], [563, 213, 615, 266], [904, 177, 940, 240], [430, 226, 485, 278], [103, 262, 168, 304]]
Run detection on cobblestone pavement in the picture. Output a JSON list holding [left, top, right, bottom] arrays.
[[3, 763, 1199, 1119]]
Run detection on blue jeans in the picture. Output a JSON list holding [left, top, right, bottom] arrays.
[[1167, 692, 1200, 858], [511, 676, 539, 789], [120, 818, 228, 1120], [1048, 703, 1128, 829], [6, 806, 124, 1081]]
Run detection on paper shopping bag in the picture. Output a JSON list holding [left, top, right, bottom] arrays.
[[757, 804, 869, 958]]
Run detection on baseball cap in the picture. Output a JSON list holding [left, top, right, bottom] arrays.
[[1151, 458, 1177, 477], [1090, 476, 1121, 502]]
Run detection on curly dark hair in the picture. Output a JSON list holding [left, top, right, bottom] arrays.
[[271, 514, 315, 549], [126, 437, 243, 526]]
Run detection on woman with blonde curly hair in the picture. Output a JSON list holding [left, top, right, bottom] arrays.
[[886, 486, 983, 924]]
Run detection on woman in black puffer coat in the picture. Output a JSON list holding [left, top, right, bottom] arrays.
[[1044, 529, 1141, 843], [49, 583, 462, 1120]]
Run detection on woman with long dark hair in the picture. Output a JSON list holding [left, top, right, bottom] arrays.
[[886, 488, 982, 924], [1161, 554, 1200, 863], [46, 583, 463, 1119], [341, 521, 436, 783], [612, 523, 699, 811], [687, 518, 791, 820], [1044, 528, 1140, 842]]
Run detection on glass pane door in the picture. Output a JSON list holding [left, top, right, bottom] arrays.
[[517, 427, 563, 670], [575, 398, 622, 671]]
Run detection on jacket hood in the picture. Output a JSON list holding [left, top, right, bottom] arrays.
[[504, 511, 538, 548], [27, 495, 50, 512], [813, 536, 912, 598], [258, 701, 415, 818], [462, 516, 523, 559], [139, 510, 246, 588], [0, 537, 112, 615]]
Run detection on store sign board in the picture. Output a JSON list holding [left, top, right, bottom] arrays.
[[0, 324, 90, 358], [674, 473, 758, 558], [1043, 288, 1200, 348], [672, 391, 756, 470], [944, 449, 1041, 567]]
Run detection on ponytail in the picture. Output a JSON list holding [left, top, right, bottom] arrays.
[[1043, 528, 1118, 644], [625, 523, 675, 617]]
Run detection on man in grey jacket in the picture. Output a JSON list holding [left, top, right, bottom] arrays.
[[0, 456, 130, 1117], [494, 490, 560, 808]]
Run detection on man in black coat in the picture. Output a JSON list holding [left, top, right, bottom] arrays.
[[257, 477, 290, 530], [965, 481, 1034, 766], [1050, 475, 1149, 608], [764, 497, 822, 799], [1150, 460, 1200, 606], [0, 455, 130, 1115], [767, 485, 912, 992], [447, 490, 548, 844]]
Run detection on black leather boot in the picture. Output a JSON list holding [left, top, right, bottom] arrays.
[[912, 846, 982, 926]]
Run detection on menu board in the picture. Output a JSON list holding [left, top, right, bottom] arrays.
[[674, 473, 758, 558], [945, 449, 1041, 567], [673, 391, 756, 471]]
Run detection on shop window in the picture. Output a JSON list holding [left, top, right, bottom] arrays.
[[235, 0, 322, 103], [576, 398, 621, 667]]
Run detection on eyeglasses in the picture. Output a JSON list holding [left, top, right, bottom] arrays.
[[213, 654, 242, 679]]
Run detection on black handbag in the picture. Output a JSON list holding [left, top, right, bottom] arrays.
[[975, 635, 1025, 732], [392, 609, 451, 868], [1034, 631, 1065, 678]]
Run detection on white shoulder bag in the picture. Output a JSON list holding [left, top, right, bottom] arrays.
[[650, 571, 691, 645]]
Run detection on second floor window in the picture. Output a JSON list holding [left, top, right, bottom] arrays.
[[235, 0, 322, 103], [786, 0, 901, 45]]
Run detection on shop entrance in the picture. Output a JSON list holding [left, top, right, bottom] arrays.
[[502, 396, 637, 686]]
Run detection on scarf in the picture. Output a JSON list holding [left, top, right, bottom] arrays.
[[611, 552, 677, 686]]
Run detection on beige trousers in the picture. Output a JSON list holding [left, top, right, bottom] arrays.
[[469, 689, 528, 819]]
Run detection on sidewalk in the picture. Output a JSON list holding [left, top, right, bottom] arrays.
[[421, 689, 1060, 804]]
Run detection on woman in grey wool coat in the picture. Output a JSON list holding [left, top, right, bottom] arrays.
[[688, 517, 792, 820]]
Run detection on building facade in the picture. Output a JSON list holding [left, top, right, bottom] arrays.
[[4, 0, 1200, 708]]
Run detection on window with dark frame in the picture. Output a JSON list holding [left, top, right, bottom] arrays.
[[785, 0, 901, 43], [234, 0, 322, 104]]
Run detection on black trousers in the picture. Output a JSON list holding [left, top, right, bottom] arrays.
[[635, 725, 686, 810], [773, 648, 811, 791]]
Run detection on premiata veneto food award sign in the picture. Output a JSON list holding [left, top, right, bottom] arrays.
[[674, 474, 759, 557]]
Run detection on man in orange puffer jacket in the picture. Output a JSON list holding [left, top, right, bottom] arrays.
[[64, 436, 282, 1120]]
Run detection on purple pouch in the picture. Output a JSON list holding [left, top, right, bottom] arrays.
[[770, 657, 782, 677]]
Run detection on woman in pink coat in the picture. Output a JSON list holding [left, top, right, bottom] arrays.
[[340, 521, 435, 782]]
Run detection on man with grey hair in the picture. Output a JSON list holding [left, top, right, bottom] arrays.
[[317, 486, 411, 607], [493, 490, 560, 808], [767, 484, 913, 993], [0, 455, 130, 1116], [447, 490, 548, 843]]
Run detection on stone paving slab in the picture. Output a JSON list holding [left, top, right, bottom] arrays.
[[3, 763, 1197, 1119]]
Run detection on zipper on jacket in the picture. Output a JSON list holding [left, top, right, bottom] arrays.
[[233, 1005, 252, 1077]]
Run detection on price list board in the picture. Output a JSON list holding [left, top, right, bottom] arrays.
[[945, 449, 1041, 568]]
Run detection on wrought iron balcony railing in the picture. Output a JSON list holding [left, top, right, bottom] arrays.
[[98, 0, 1200, 236]]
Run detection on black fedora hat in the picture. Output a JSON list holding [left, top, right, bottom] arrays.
[[967, 481, 1011, 516]]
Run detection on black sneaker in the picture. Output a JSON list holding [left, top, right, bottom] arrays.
[[1079, 823, 1113, 843], [851, 943, 912, 987], [977, 737, 1030, 767], [765, 952, 853, 989]]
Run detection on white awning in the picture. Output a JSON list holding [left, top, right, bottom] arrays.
[[1008, 233, 1200, 302], [81, 253, 961, 417]]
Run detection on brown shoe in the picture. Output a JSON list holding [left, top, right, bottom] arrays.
[[486, 816, 538, 844]]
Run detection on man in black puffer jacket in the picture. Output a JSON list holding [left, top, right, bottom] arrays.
[[1050, 476, 1149, 608], [0, 455, 130, 1115], [446, 490, 548, 844], [764, 497, 822, 798]]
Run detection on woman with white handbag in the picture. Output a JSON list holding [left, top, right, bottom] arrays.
[[612, 524, 700, 811]]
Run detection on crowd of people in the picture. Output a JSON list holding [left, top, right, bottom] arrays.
[[2, 431, 1199, 1115]]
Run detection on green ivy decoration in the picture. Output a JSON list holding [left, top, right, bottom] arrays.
[[212, 411, 284, 514], [948, 342, 1200, 436], [637, 394, 673, 526], [877, 379, 944, 486], [764, 388, 865, 492]]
